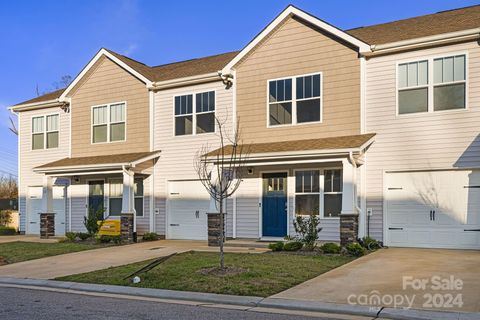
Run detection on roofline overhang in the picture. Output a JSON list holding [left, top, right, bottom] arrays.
[[9, 99, 68, 112], [148, 72, 221, 91], [221, 5, 371, 74], [365, 28, 480, 57], [34, 151, 161, 174]]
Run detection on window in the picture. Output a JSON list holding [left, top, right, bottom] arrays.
[[268, 73, 321, 126], [32, 114, 59, 150], [433, 55, 466, 111], [175, 91, 215, 136], [397, 54, 466, 115], [108, 178, 143, 217], [109, 179, 123, 216], [134, 178, 144, 217], [398, 60, 428, 114], [295, 170, 320, 216], [324, 169, 342, 218], [92, 102, 126, 143]]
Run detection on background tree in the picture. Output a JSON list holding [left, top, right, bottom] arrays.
[[0, 175, 17, 199], [194, 116, 249, 269]]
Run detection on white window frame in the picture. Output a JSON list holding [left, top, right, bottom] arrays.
[[31, 113, 59, 151], [91, 101, 127, 144], [293, 169, 322, 217], [107, 178, 123, 217], [396, 52, 468, 116], [266, 72, 323, 128], [173, 90, 217, 137], [134, 178, 144, 217], [322, 167, 343, 219]]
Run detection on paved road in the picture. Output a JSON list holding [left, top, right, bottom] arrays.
[[0, 287, 330, 320]]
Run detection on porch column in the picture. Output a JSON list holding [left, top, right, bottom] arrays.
[[340, 158, 358, 245], [121, 169, 136, 237], [41, 175, 53, 213], [341, 158, 355, 215]]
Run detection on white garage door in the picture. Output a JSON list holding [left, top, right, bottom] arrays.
[[167, 180, 210, 240], [27, 186, 67, 236], [385, 170, 480, 249]]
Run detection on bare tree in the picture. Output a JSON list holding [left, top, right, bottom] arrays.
[[0, 176, 17, 199], [194, 116, 250, 269], [8, 117, 18, 136]]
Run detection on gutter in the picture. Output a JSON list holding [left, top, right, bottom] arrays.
[[365, 28, 480, 57], [148, 72, 221, 91], [9, 99, 68, 112]]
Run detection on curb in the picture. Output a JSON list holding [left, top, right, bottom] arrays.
[[0, 277, 478, 320]]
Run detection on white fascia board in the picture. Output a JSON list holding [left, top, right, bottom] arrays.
[[9, 100, 64, 112], [222, 5, 371, 74], [366, 28, 480, 56], [130, 151, 161, 166], [149, 72, 221, 91], [59, 48, 153, 101]]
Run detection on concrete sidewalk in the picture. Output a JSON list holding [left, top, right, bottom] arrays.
[[0, 240, 267, 279], [0, 235, 58, 244], [272, 248, 480, 313]]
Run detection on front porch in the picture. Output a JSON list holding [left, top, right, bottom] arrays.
[[31, 151, 160, 239]]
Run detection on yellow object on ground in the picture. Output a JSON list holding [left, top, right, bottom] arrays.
[[98, 220, 121, 236]]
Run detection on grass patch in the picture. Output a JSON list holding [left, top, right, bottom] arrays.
[[0, 241, 106, 264], [57, 251, 354, 297]]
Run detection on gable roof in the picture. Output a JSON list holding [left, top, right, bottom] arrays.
[[13, 88, 66, 107], [222, 5, 371, 73], [347, 5, 480, 45]]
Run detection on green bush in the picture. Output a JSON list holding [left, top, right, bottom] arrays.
[[142, 232, 159, 241], [83, 208, 105, 237], [292, 214, 322, 251], [0, 226, 16, 235], [320, 242, 341, 254], [268, 242, 284, 252], [345, 242, 366, 257], [98, 235, 112, 243], [111, 235, 122, 244], [77, 232, 90, 241], [284, 241, 303, 251], [65, 232, 78, 242], [358, 237, 382, 250]]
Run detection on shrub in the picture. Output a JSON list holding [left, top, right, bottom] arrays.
[[284, 241, 303, 251], [111, 235, 122, 244], [345, 242, 366, 257], [0, 226, 16, 235], [293, 214, 322, 251], [268, 242, 284, 252], [98, 235, 112, 243], [65, 232, 78, 242], [77, 232, 91, 241], [0, 210, 13, 227], [358, 237, 382, 251], [320, 242, 341, 254], [83, 208, 105, 237], [142, 232, 159, 241]]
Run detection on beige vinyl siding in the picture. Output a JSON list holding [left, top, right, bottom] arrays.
[[69, 56, 150, 157], [153, 81, 233, 236], [18, 106, 70, 233], [365, 41, 480, 241], [234, 16, 361, 144]]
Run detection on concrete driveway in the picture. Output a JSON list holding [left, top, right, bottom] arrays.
[[0, 240, 267, 279], [272, 248, 480, 313]]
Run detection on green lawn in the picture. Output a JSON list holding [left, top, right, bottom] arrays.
[[57, 251, 354, 297], [0, 241, 106, 264]]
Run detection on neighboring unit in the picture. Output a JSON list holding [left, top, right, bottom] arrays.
[[10, 5, 480, 249]]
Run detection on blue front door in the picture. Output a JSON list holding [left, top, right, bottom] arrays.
[[262, 172, 287, 237]]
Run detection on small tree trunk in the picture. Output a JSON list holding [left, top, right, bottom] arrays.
[[219, 198, 225, 269]]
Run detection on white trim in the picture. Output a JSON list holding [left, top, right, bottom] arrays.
[[360, 56, 366, 134], [10, 100, 64, 112], [222, 5, 370, 73], [395, 51, 469, 117], [30, 112, 60, 151], [68, 97, 72, 158], [150, 72, 221, 90], [173, 89, 217, 137], [258, 170, 290, 238], [292, 168, 322, 218], [59, 48, 152, 101], [266, 72, 323, 128], [91, 101, 127, 144], [149, 91, 154, 152], [67, 178, 72, 232], [322, 167, 343, 219]]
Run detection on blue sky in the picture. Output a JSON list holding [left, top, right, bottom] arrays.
[[0, 0, 477, 177]]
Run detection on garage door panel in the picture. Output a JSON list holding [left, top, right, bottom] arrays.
[[386, 170, 480, 250], [167, 180, 210, 240]]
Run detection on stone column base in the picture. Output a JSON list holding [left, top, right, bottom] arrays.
[[340, 214, 359, 246], [207, 212, 225, 247], [40, 213, 55, 239], [121, 213, 134, 243]]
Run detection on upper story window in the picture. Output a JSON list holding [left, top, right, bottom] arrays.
[[397, 54, 466, 115], [92, 102, 126, 143], [268, 73, 322, 126], [175, 91, 215, 136], [32, 114, 59, 150]]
